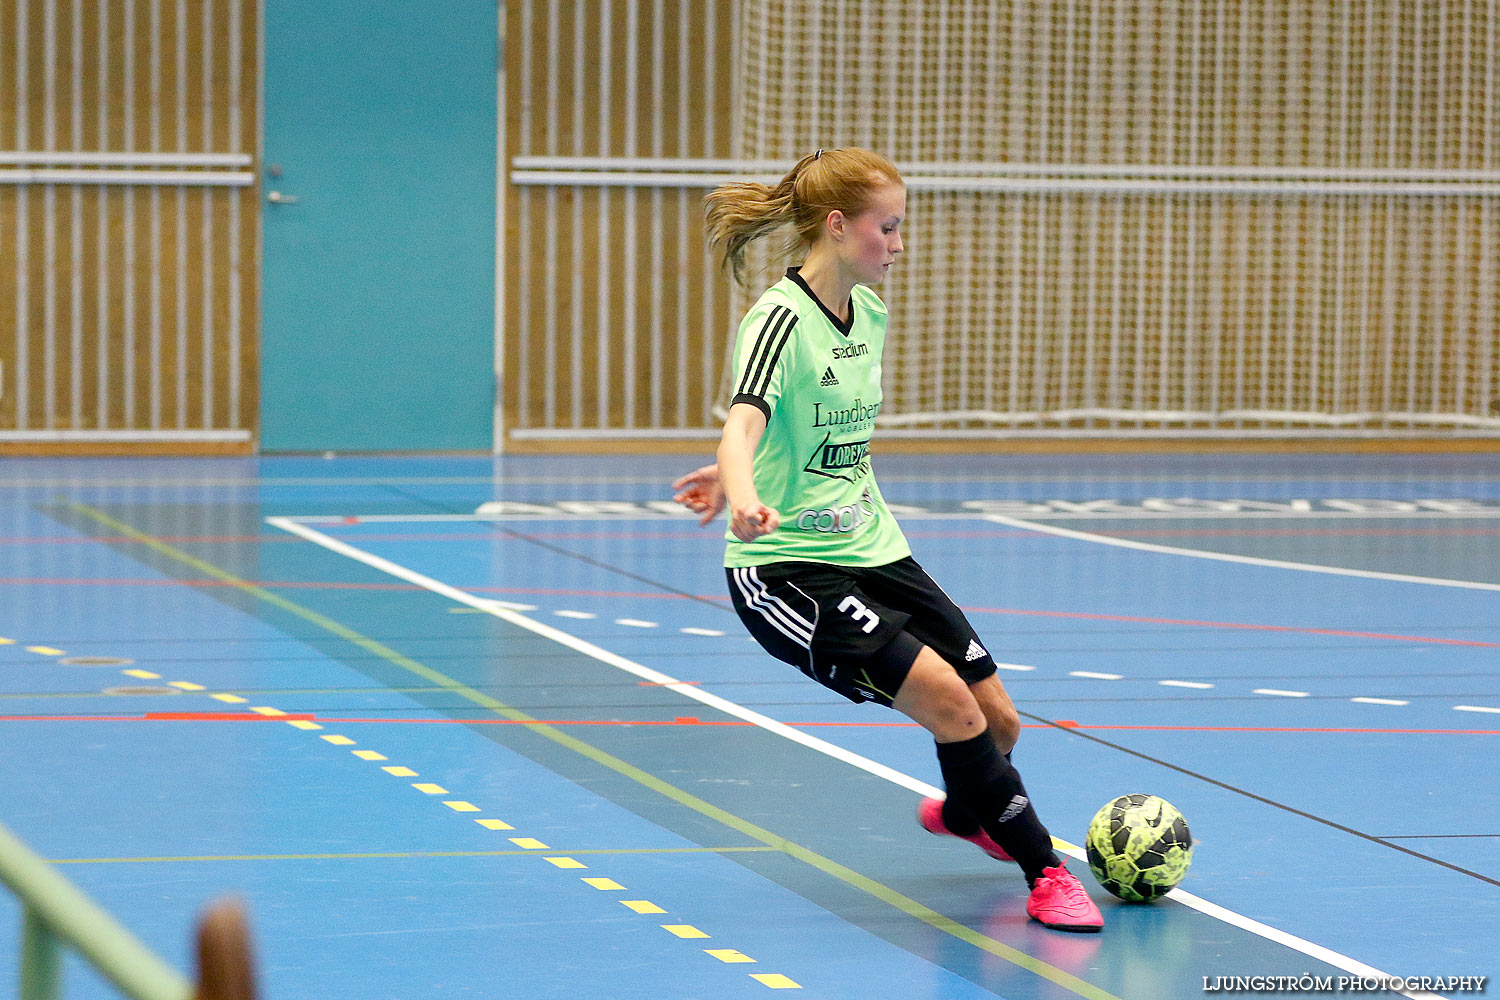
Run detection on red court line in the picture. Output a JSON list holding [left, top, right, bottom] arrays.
[[0, 713, 316, 722], [2, 714, 1494, 735], [0, 577, 703, 600], [963, 605, 1500, 649], [145, 712, 318, 721], [8, 524, 1500, 547], [0, 577, 423, 590], [3, 583, 1494, 648], [0, 534, 297, 545]]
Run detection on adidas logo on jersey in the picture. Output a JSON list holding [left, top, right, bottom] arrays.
[[820, 367, 839, 386], [964, 639, 987, 662]]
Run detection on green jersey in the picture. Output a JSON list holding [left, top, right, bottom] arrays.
[[724, 268, 911, 568]]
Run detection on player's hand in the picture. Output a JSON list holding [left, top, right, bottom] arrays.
[[671, 464, 727, 526], [728, 500, 780, 542]]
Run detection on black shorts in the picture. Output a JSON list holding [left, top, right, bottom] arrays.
[[726, 556, 998, 706]]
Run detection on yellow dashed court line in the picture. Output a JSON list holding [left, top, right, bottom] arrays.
[[411, 783, 448, 795], [122, 669, 160, 680], [287, 720, 323, 731], [706, 949, 756, 964], [581, 877, 623, 890], [28, 646, 65, 656], [381, 766, 418, 777], [750, 973, 801, 989], [621, 900, 664, 914], [211, 693, 247, 704], [0, 637, 15, 645], [250, 706, 286, 717], [443, 801, 481, 813], [475, 818, 513, 830], [321, 735, 356, 746], [168, 681, 205, 691], [509, 838, 549, 850], [352, 750, 387, 761], [60, 508, 840, 1000], [662, 924, 709, 939]]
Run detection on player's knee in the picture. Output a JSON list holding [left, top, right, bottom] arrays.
[[969, 676, 1022, 752], [989, 700, 1021, 751], [896, 651, 987, 741]]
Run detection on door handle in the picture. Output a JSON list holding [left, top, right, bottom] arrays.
[[268, 190, 300, 204]]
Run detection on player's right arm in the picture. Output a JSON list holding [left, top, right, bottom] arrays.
[[717, 402, 780, 542]]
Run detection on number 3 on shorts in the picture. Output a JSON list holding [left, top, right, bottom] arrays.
[[838, 595, 881, 634]]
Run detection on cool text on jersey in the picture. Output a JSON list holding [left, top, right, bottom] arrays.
[[796, 489, 879, 534]]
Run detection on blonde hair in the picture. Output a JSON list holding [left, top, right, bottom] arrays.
[[704, 147, 903, 284]]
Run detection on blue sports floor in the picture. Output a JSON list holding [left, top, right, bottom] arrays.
[[1, 452, 1497, 999]]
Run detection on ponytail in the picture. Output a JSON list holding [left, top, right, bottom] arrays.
[[705, 148, 902, 285]]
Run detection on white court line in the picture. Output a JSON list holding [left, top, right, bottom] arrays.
[[265, 515, 1445, 1000], [983, 513, 1500, 592]]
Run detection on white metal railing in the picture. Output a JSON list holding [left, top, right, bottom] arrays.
[[0, 169, 253, 186], [509, 156, 1500, 440], [510, 156, 1500, 197], [0, 152, 255, 187]]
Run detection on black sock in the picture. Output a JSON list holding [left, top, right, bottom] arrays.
[[934, 733, 1060, 882], [939, 748, 1012, 836]]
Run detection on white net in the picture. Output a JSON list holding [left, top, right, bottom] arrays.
[[724, 0, 1500, 435]]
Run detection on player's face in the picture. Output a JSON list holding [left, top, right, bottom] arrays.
[[841, 183, 905, 285]]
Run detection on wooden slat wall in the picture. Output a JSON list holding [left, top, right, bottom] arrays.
[[0, 0, 258, 452], [502, 0, 1500, 445], [502, 0, 738, 442]]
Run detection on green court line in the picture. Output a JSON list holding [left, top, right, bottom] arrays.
[[49, 847, 779, 865], [69, 502, 1121, 1000]]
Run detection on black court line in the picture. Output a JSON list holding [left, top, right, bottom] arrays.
[[1020, 709, 1500, 889], [1377, 834, 1500, 840], [356, 495, 1500, 890]]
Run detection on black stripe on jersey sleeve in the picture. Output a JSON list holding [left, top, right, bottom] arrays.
[[735, 307, 795, 398], [729, 393, 772, 421], [749, 318, 795, 399]]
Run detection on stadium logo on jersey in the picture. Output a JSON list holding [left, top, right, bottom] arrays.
[[795, 489, 879, 534], [832, 342, 869, 360], [820, 367, 839, 386]]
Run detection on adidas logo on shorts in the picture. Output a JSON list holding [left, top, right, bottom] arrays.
[[820, 367, 839, 386], [964, 639, 987, 662]]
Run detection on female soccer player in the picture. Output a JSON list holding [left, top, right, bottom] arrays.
[[672, 147, 1102, 932]]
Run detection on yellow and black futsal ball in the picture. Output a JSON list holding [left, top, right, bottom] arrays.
[[1085, 794, 1194, 902]]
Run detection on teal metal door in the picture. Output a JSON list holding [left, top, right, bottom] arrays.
[[260, 1, 496, 450]]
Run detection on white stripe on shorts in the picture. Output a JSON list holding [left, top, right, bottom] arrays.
[[733, 567, 813, 647]]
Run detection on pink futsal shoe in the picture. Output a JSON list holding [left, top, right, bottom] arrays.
[[1026, 864, 1104, 932], [917, 797, 1014, 862]]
